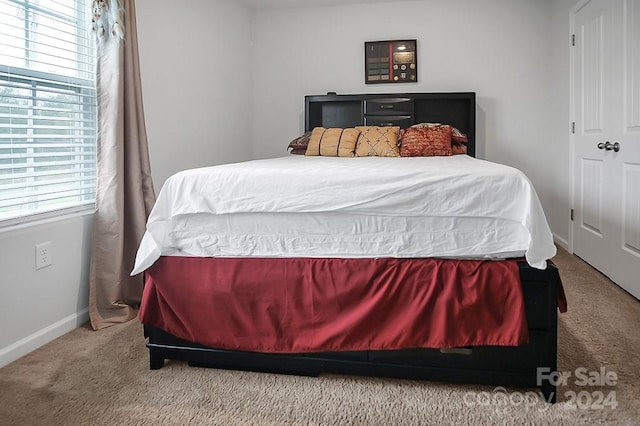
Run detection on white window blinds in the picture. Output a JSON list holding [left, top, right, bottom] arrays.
[[0, 0, 96, 222]]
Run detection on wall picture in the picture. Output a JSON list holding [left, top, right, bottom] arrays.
[[364, 40, 417, 84]]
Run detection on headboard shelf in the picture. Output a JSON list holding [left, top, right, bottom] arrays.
[[305, 92, 476, 157]]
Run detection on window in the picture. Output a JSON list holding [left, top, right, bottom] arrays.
[[0, 0, 96, 222]]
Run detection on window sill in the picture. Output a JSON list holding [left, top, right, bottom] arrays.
[[0, 206, 96, 234]]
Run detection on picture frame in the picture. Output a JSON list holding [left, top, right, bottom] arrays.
[[364, 39, 417, 84]]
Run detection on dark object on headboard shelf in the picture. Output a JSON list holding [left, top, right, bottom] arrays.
[[305, 92, 476, 157]]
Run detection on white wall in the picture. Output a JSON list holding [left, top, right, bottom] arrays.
[[0, 213, 93, 367], [136, 0, 253, 189], [250, 0, 556, 216]]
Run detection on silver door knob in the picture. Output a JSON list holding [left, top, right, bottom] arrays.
[[597, 141, 621, 152]]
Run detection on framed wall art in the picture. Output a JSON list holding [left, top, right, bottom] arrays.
[[364, 39, 417, 84]]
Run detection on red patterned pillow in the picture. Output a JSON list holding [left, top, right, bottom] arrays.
[[411, 123, 468, 143], [400, 125, 453, 157], [451, 128, 468, 144], [288, 131, 312, 155], [452, 140, 467, 155], [411, 123, 468, 155]]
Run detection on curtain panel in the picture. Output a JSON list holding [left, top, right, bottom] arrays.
[[89, 0, 156, 330]]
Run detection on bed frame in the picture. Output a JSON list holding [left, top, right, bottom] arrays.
[[143, 92, 562, 403]]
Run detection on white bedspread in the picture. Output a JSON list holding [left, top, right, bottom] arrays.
[[131, 155, 556, 274]]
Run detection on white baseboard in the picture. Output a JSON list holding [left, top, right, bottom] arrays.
[[0, 308, 89, 369], [553, 233, 569, 252]]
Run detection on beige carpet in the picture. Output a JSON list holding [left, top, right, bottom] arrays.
[[1, 247, 639, 425]]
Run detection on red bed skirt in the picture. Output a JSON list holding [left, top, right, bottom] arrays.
[[139, 257, 530, 353]]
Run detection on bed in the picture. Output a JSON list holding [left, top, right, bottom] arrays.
[[135, 92, 566, 403]]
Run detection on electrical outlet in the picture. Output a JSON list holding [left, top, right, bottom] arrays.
[[35, 241, 53, 269]]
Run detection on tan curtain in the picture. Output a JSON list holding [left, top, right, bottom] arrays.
[[89, 0, 156, 330]]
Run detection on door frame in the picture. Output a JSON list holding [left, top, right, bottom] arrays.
[[569, 0, 595, 255]]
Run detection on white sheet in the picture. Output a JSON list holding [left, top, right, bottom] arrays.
[[131, 155, 556, 274]]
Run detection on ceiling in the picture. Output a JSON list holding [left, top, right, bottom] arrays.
[[238, 0, 408, 10]]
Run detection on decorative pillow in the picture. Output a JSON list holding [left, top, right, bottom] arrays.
[[305, 127, 360, 157], [451, 140, 467, 155], [288, 131, 312, 155], [411, 122, 468, 143], [399, 125, 453, 157], [412, 123, 468, 155], [354, 126, 401, 157]]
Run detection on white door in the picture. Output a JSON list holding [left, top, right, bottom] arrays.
[[573, 0, 640, 300]]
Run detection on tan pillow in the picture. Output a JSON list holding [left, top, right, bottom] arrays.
[[305, 127, 360, 157], [355, 126, 401, 157]]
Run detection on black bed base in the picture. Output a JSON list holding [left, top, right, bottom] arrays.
[[144, 262, 561, 403]]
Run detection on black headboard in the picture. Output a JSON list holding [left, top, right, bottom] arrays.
[[305, 92, 476, 157]]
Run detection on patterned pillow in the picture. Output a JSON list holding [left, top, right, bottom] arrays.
[[305, 127, 361, 157], [399, 125, 453, 157], [452, 140, 467, 155], [354, 126, 401, 157], [411, 122, 468, 143], [288, 131, 312, 155]]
